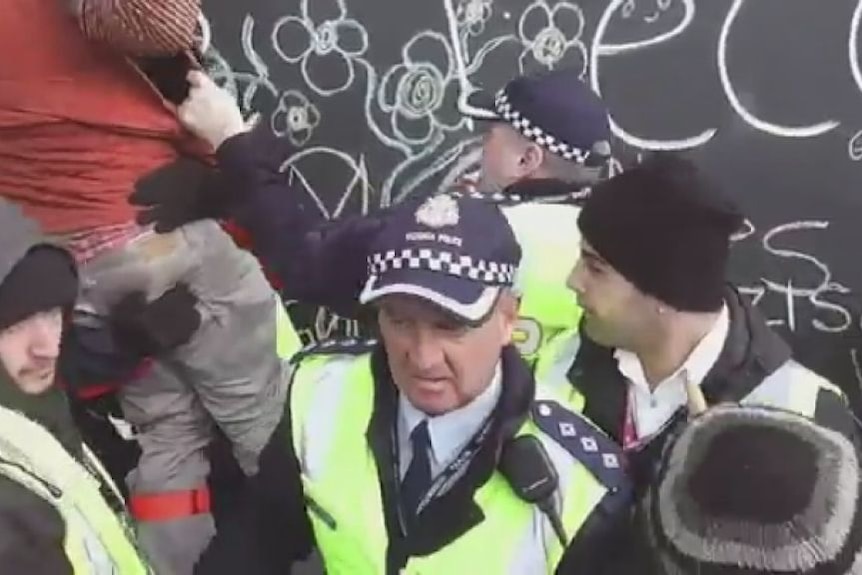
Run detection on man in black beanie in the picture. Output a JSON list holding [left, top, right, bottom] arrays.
[[642, 403, 862, 574], [532, 154, 858, 491], [0, 197, 202, 572]]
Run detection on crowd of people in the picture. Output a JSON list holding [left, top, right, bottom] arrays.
[[1, 1, 860, 574]]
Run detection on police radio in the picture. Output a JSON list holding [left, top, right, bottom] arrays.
[[499, 436, 568, 547]]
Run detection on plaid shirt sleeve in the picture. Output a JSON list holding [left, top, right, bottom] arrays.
[[75, 0, 202, 57]]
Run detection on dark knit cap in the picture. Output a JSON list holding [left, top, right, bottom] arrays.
[[642, 405, 862, 574], [578, 154, 743, 312], [0, 247, 79, 332]]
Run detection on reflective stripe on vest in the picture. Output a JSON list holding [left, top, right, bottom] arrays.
[[0, 405, 149, 575], [502, 203, 583, 361], [534, 331, 844, 418], [275, 294, 302, 361], [533, 328, 586, 412], [290, 353, 608, 574], [742, 359, 845, 416]]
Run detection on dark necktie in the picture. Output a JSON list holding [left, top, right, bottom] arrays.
[[401, 420, 432, 525]]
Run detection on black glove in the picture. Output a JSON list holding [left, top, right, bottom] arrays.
[[131, 158, 234, 233], [109, 283, 202, 357]]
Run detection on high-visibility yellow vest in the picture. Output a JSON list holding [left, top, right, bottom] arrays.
[[0, 404, 150, 574], [502, 203, 583, 363], [275, 295, 303, 360], [289, 350, 624, 574]]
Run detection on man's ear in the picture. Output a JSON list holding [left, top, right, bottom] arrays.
[[518, 143, 545, 177], [497, 290, 520, 345]]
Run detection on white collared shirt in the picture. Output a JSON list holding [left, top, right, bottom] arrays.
[[615, 305, 729, 440], [397, 364, 502, 480]]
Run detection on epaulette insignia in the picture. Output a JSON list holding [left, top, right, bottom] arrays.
[[532, 399, 630, 493]]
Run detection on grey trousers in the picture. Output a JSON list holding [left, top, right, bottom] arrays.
[[74, 221, 288, 575]]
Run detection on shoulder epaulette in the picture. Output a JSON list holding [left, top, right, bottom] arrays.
[[289, 337, 379, 365], [532, 399, 630, 494]]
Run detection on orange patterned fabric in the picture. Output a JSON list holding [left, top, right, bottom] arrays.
[[79, 0, 201, 57]]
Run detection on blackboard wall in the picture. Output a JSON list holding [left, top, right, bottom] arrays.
[[202, 0, 862, 411]]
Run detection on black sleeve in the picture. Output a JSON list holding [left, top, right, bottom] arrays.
[[59, 320, 145, 399], [0, 476, 73, 575], [195, 408, 313, 575], [555, 490, 637, 575], [216, 130, 383, 318]]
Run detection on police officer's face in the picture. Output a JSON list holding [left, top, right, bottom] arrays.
[[479, 124, 542, 193], [0, 308, 62, 395], [378, 294, 517, 416], [568, 242, 651, 349]]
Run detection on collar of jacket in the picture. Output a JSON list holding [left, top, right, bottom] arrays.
[[365, 343, 534, 574], [572, 284, 792, 445]]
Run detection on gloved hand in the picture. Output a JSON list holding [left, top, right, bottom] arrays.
[[131, 157, 233, 233], [109, 283, 202, 357]]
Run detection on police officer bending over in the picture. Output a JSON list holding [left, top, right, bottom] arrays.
[[198, 193, 632, 574]]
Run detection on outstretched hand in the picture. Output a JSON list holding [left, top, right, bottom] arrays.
[[179, 70, 250, 150]]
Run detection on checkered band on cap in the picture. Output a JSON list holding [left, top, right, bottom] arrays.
[[448, 188, 591, 205], [495, 90, 591, 163], [368, 248, 516, 285]]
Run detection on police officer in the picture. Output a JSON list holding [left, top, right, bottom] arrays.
[[198, 192, 632, 574], [458, 68, 612, 359], [0, 198, 202, 573], [641, 396, 862, 574], [133, 67, 612, 362], [533, 153, 858, 490]]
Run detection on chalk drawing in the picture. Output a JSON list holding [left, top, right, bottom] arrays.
[[590, 0, 717, 150], [202, 0, 862, 354], [718, 0, 839, 138]]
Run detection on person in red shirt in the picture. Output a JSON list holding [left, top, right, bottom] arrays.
[[0, 2, 299, 573]]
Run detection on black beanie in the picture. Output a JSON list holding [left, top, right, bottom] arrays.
[[0, 246, 78, 332], [642, 406, 862, 574], [578, 154, 743, 312]]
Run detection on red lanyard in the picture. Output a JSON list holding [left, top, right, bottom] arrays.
[[622, 387, 640, 451]]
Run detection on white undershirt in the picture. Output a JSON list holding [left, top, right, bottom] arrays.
[[614, 305, 729, 440]]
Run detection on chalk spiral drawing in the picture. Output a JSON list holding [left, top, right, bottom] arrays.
[[202, 1, 862, 356]]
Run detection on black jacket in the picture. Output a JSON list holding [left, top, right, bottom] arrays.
[[0, 479, 73, 574], [196, 344, 633, 575], [215, 130, 383, 320], [566, 287, 861, 573], [569, 286, 859, 491]]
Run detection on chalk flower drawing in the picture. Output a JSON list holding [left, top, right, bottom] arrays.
[[621, 0, 674, 22], [459, 0, 493, 36], [378, 31, 463, 145], [271, 90, 321, 146], [271, 0, 369, 96], [518, 1, 587, 73]]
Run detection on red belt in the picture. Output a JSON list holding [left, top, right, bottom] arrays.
[[129, 487, 211, 522]]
